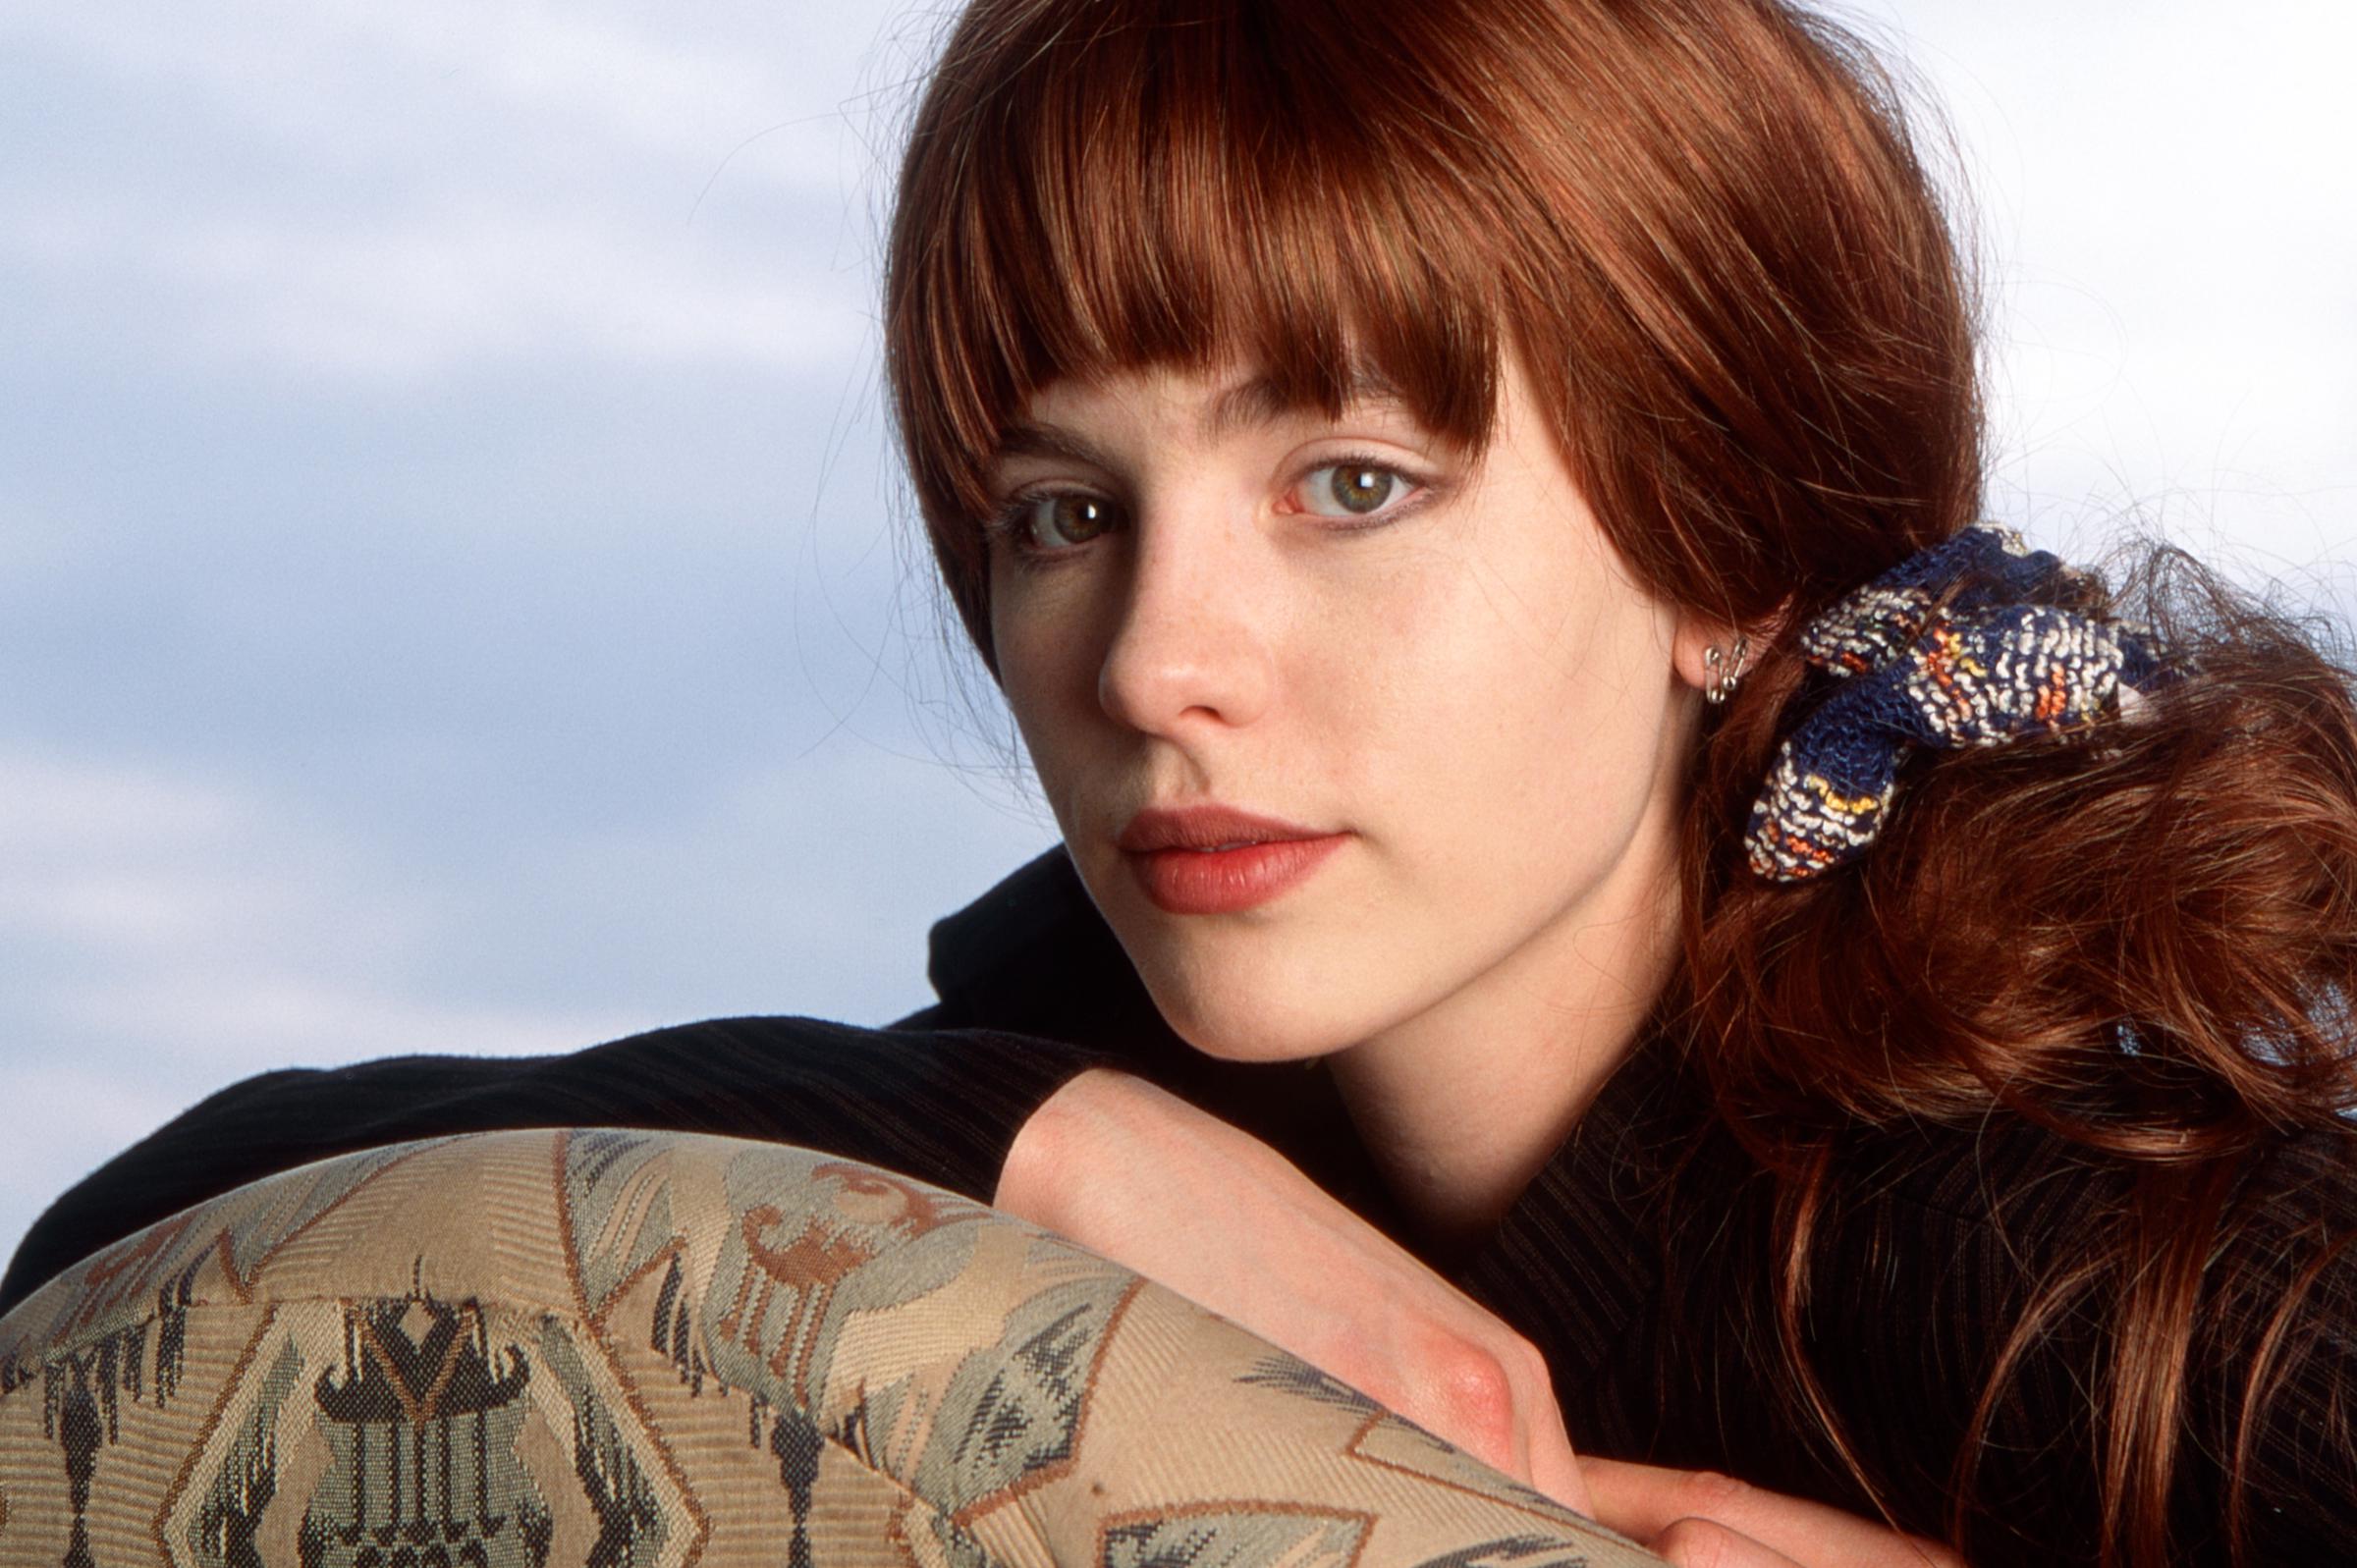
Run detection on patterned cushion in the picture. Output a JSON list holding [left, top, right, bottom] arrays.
[[0, 1128, 1661, 1567]]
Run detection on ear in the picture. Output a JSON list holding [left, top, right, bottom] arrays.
[[1670, 601, 1791, 697]]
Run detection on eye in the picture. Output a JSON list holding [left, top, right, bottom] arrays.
[[992, 492, 1122, 555], [1293, 459, 1424, 520]]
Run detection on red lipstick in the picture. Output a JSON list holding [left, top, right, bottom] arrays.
[[1117, 805, 1348, 915]]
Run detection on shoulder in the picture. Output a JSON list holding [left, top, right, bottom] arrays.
[[0, 1013, 1110, 1320]]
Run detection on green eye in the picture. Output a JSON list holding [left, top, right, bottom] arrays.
[[1301, 462, 1416, 518]]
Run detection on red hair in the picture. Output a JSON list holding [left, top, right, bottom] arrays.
[[882, 2, 2357, 1560], [885, 0, 1978, 663]]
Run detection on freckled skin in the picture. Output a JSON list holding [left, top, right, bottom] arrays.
[[986, 351, 1714, 1093]]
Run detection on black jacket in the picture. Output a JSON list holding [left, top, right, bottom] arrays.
[[6, 848, 2352, 1562]]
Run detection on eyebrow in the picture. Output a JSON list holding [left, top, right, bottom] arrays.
[[992, 365, 1413, 470]]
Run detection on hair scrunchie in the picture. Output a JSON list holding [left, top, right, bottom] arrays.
[[1745, 523, 2165, 884]]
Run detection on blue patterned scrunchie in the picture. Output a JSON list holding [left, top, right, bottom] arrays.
[[1745, 523, 2165, 883]]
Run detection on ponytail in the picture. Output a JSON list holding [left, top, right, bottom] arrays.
[[1682, 541, 2357, 1563]]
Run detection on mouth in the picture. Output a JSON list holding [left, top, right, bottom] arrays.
[[1115, 804, 1348, 915]]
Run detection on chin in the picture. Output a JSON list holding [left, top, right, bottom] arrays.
[[1127, 943, 1397, 1064]]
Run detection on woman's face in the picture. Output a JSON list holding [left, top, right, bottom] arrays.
[[984, 351, 1710, 1062]]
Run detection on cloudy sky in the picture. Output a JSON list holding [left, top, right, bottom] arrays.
[[2, 0, 2351, 1272]]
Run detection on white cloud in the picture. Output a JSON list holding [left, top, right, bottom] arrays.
[[0, 0, 909, 384], [0, 165, 875, 385], [6, 0, 902, 189], [0, 1062, 192, 1233], [56, 976, 634, 1069], [1819, 0, 2357, 588], [0, 751, 251, 851], [0, 752, 417, 975], [157, 200, 870, 381]]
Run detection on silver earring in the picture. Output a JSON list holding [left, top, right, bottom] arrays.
[[1703, 633, 1750, 706]]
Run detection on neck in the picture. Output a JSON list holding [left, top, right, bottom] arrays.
[[1323, 791, 1684, 1264]]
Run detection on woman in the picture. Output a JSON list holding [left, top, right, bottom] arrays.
[[4, 1, 2349, 1563], [877, 0, 2357, 1562]]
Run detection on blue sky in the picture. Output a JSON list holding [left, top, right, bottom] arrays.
[[2, 0, 2352, 1271]]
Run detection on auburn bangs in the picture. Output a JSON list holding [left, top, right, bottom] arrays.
[[886, 1, 1527, 647]]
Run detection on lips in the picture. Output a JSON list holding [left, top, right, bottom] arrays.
[[1116, 805, 1348, 915]]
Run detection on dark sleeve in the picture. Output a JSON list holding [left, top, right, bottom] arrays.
[[1797, 1123, 2357, 1565], [0, 1014, 1116, 1319], [1477, 1050, 2357, 1566], [2183, 1127, 2357, 1561], [1812, 1123, 2357, 1563]]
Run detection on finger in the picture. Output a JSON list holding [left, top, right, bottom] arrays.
[[1581, 1459, 1963, 1568], [1649, 1516, 1807, 1568]]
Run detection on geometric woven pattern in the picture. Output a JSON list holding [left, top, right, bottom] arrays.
[[0, 1129, 1662, 1567]]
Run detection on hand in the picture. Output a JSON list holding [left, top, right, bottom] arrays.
[[993, 1067, 1590, 1512], [1582, 1459, 1966, 1568]]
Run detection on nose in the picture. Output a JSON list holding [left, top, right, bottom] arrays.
[[1095, 511, 1275, 735]]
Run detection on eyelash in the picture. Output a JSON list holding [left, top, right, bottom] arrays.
[[984, 452, 1436, 565]]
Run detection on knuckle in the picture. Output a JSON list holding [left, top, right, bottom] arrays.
[[1675, 1469, 1758, 1519], [1420, 1334, 1519, 1454], [1437, 1335, 1516, 1410]]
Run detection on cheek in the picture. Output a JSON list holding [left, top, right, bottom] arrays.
[[990, 577, 1097, 746], [1345, 539, 1677, 852], [988, 629, 1097, 847]]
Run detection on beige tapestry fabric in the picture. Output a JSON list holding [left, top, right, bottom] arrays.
[[0, 1128, 1662, 1568]]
